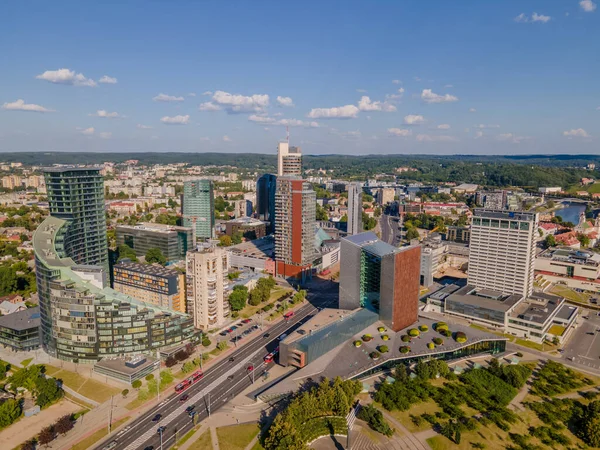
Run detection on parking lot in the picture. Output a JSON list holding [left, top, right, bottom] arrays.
[[562, 309, 600, 372]]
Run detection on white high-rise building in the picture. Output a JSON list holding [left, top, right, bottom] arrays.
[[347, 182, 363, 235], [468, 209, 538, 297], [277, 142, 302, 177], [186, 245, 230, 330]]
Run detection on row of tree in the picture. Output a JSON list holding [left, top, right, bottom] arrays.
[[20, 414, 75, 449]]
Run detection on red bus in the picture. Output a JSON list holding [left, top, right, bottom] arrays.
[[284, 311, 294, 320], [175, 370, 203, 393], [263, 353, 274, 363]]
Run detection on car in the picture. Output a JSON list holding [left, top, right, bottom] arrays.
[[102, 442, 118, 450], [189, 410, 197, 418], [151, 414, 162, 422], [144, 446, 154, 450], [242, 319, 252, 324], [231, 326, 238, 331], [220, 331, 228, 336], [179, 394, 189, 402], [157, 426, 166, 434], [185, 405, 195, 413], [263, 333, 270, 338], [227, 375, 235, 380], [226, 328, 234, 333], [229, 357, 235, 362], [583, 316, 589, 320], [247, 364, 254, 371], [587, 332, 595, 335]]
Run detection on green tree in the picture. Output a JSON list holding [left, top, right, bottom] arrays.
[[35, 376, 63, 408], [145, 248, 167, 265], [219, 235, 233, 247], [578, 233, 590, 248], [228, 285, 249, 311], [406, 227, 420, 241], [231, 231, 243, 245], [315, 203, 329, 221], [217, 341, 227, 351], [121, 389, 129, 398], [132, 379, 142, 389], [544, 234, 556, 248], [0, 398, 21, 427], [117, 244, 138, 262]]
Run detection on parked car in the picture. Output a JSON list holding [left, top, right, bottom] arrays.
[[242, 319, 252, 324]]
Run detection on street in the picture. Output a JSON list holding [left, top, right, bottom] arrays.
[[380, 214, 401, 246], [562, 308, 600, 372], [95, 286, 338, 450]]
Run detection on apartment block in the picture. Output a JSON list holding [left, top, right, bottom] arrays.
[[277, 142, 302, 177]]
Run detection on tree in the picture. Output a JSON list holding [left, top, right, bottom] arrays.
[[578, 233, 590, 248], [315, 203, 328, 221], [21, 439, 36, 450], [202, 336, 211, 347], [219, 235, 233, 247], [339, 214, 348, 223], [231, 231, 243, 245], [544, 234, 556, 248], [35, 376, 63, 408], [145, 247, 167, 265], [145, 374, 154, 381], [406, 227, 420, 241], [132, 379, 142, 389], [117, 244, 138, 262], [54, 414, 75, 435], [0, 398, 21, 427], [228, 285, 249, 311], [122, 388, 129, 398], [217, 341, 227, 351], [38, 426, 56, 447]]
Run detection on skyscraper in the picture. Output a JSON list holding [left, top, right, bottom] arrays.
[[347, 182, 363, 235], [274, 177, 316, 281], [339, 232, 420, 332], [256, 173, 277, 233], [277, 142, 302, 177], [186, 245, 229, 330], [182, 180, 215, 241], [468, 209, 538, 297], [44, 167, 108, 271]]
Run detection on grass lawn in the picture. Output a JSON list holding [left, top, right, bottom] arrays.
[[46, 365, 120, 403], [250, 441, 265, 450], [124, 396, 149, 411], [209, 344, 229, 357], [187, 428, 213, 450], [71, 416, 130, 450], [43, 364, 62, 376], [64, 392, 95, 410], [386, 400, 441, 433], [238, 287, 293, 319], [174, 426, 202, 448], [20, 358, 33, 367], [549, 324, 566, 336], [216, 423, 260, 450], [550, 284, 591, 304]]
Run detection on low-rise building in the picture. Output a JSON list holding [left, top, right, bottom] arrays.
[[538, 187, 562, 194], [535, 247, 600, 292], [0, 301, 27, 315], [224, 217, 267, 240], [0, 306, 40, 351], [228, 236, 275, 274], [444, 226, 471, 243], [94, 355, 159, 385]]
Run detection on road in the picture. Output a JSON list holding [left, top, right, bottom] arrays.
[[96, 287, 338, 450], [380, 214, 401, 246], [562, 308, 600, 372]]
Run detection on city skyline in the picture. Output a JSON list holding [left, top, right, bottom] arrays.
[[1, 1, 599, 155]]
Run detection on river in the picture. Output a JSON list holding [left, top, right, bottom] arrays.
[[556, 202, 586, 224]]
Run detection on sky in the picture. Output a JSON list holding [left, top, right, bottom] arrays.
[[1, 1, 599, 156]]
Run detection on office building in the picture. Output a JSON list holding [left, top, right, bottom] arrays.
[[377, 188, 395, 206], [182, 180, 215, 241], [339, 232, 420, 332], [420, 234, 447, 287], [186, 245, 230, 330], [347, 182, 363, 235], [476, 191, 507, 210], [445, 226, 471, 243], [0, 306, 40, 352], [113, 261, 186, 313], [535, 248, 600, 292], [468, 209, 538, 297], [116, 223, 193, 263], [34, 216, 193, 363], [44, 167, 108, 271], [256, 174, 277, 233], [277, 142, 302, 177], [224, 217, 267, 240], [274, 177, 316, 281]]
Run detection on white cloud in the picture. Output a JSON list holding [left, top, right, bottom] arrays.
[[580, 0, 597, 12], [532, 12, 552, 22], [202, 91, 212, 96], [404, 114, 425, 125], [90, 110, 121, 119], [99, 75, 117, 84], [475, 124, 500, 129], [474, 131, 484, 139], [496, 133, 530, 143], [248, 115, 318, 128], [563, 128, 590, 138], [276, 96, 294, 107], [307, 105, 360, 119], [199, 102, 221, 111], [209, 90, 269, 113], [79, 127, 95, 135], [99, 132, 112, 139], [36, 68, 96, 87], [437, 124, 451, 130], [137, 124, 153, 129], [388, 128, 412, 137], [392, 79, 402, 84], [223, 135, 232, 142], [469, 108, 477, 112], [385, 88, 405, 102], [153, 93, 184, 102], [160, 115, 190, 125], [358, 96, 396, 112], [188, 92, 196, 97], [356, 89, 368, 93], [416, 134, 458, 142], [421, 89, 458, 104], [2, 99, 55, 113], [514, 13, 528, 22]]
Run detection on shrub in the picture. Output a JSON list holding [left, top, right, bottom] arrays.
[[441, 329, 452, 338], [378, 326, 386, 333], [435, 321, 447, 329], [516, 352, 523, 358], [216, 341, 227, 351], [202, 337, 211, 347], [145, 374, 154, 382], [357, 404, 394, 436], [354, 340, 362, 347], [132, 379, 142, 389], [433, 337, 443, 345], [419, 325, 429, 332], [382, 335, 389, 341], [400, 346, 411, 354], [455, 331, 467, 343], [362, 334, 373, 342], [408, 328, 420, 337], [401, 335, 411, 342], [370, 351, 381, 360], [378, 345, 389, 353], [121, 389, 129, 398], [427, 342, 435, 349]]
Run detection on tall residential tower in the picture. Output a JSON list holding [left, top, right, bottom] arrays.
[[182, 180, 215, 241], [277, 142, 302, 177], [256, 173, 277, 233]]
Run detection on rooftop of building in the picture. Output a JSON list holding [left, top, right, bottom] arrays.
[[538, 247, 600, 266], [0, 306, 40, 331], [43, 166, 103, 173], [510, 292, 564, 324], [229, 236, 274, 259], [225, 217, 267, 226], [116, 222, 192, 233], [114, 261, 180, 278], [282, 308, 360, 347], [446, 285, 523, 312], [94, 355, 159, 375], [473, 209, 537, 222]]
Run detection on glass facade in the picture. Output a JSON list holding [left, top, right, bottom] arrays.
[[256, 174, 276, 233], [182, 180, 215, 240], [116, 224, 192, 262]]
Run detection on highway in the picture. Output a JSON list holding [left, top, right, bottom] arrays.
[[380, 214, 401, 246], [96, 288, 338, 450]]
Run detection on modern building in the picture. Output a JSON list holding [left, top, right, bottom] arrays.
[[347, 182, 363, 236], [224, 217, 267, 240], [186, 245, 230, 330], [535, 247, 600, 292], [94, 355, 159, 385], [256, 174, 277, 233], [377, 188, 395, 206], [0, 306, 40, 351], [113, 261, 186, 313], [277, 142, 302, 177], [476, 191, 507, 210], [468, 209, 538, 297], [182, 180, 215, 241], [339, 232, 421, 332], [44, 167, 108, 271], [116, 223, 193, 263], [228, 236, 275, 274], [274, 177, 316, 281], [420, 234, 447, 287], [34, 216, 193, 363], [444, 226, 471, 243]]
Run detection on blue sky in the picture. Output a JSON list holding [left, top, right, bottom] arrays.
[[1, 1, 599, 155]]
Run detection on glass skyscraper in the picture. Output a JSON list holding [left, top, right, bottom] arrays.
[[182, 180, 215, 241], [256, 174, 277, 233]]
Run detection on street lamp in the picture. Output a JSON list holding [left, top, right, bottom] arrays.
[[158, 427, 164, 450]]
